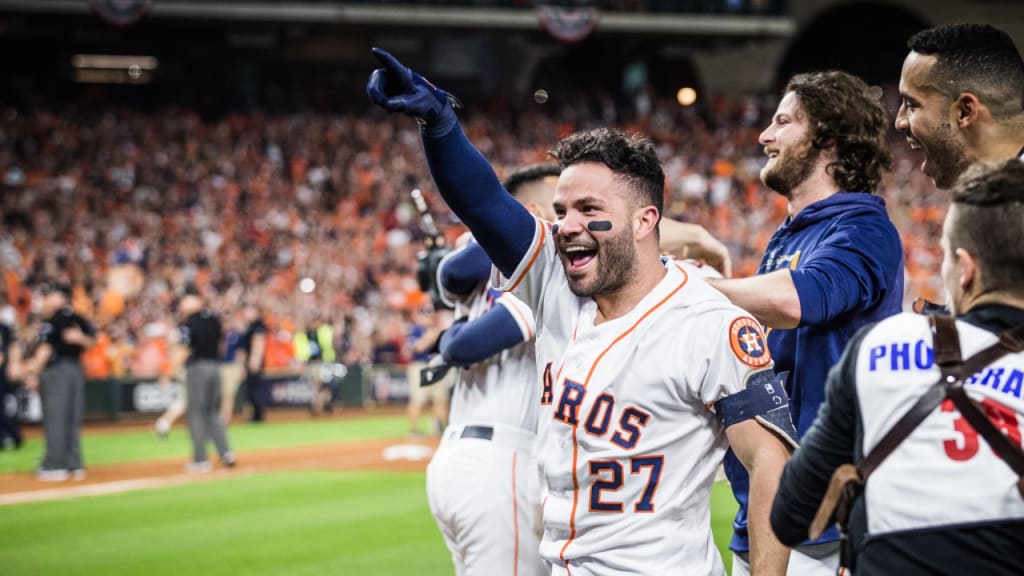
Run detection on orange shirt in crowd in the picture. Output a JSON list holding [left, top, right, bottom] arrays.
[[131, 337, 170, 378], [82, 332, 112, 380]]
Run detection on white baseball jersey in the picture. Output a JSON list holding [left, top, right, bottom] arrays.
[[495, 217, 775, 576], [446, 284, 539, 430], [856, 313, 1024, 535], [428, 244, 548, 576]]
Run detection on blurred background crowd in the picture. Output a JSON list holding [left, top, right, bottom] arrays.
[[0, 87, 946, 381]]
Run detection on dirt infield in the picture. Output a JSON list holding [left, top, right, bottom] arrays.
[[0, 410, 439, 506]]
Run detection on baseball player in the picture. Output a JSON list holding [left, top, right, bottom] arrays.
[[426, 227, 546, 576], [368, 50, 798, 575], [771, 159, 1024, 575]]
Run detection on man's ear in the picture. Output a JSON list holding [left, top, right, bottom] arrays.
[[956, 247, 978, 294], [954, 92, 983, 128], [634, 206, 660, 240], [524, 202, 545, 219]]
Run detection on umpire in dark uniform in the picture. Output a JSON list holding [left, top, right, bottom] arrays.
[[0, 305, 24, 450], [25, 282, 95, 481], [240, 303, 268, 422], [167, 291, 235, 472]]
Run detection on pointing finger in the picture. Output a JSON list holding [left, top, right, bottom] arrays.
[[371, 47, 413, 91]]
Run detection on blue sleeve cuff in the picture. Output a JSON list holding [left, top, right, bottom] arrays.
[[790, 268, 826, 326], [439, 304, 527, 365], [439, 241, 491, 296]]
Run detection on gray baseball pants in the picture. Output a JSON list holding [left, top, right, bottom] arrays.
[[186, 360, 232, 463], [39, 359, 85, 471]]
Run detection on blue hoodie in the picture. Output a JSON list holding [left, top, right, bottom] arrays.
[[725, 191, 905, 553]]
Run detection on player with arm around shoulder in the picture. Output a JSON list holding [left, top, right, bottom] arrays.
[[368, 54, 797, 574], [706, 70, 904, 575]]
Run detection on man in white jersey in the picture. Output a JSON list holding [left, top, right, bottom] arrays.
[[424, 172, 552, 576], [367, 50, 798, 575], [771, 159, 1024, 575]]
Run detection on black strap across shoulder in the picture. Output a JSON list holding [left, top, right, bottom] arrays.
[[859, 315, 1024, 485]]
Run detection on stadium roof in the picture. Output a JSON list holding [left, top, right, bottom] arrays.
[[0, 0, 795, 37]]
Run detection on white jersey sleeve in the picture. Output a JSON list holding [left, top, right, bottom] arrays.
[[684, 304, 775, 406]]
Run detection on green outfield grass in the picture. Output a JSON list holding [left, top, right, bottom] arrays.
[[0, 415, 409, 473], [1, 471, 451, 576], [0, 414, 740, 574]]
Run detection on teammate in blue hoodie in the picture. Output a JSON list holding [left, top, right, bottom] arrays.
[[706, 71, 905, 575]]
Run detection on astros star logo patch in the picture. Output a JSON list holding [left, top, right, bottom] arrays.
[[729, 317, 771, 368]]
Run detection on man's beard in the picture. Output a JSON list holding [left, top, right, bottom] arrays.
[[761, 139, 818, 196], [925, 121, 970, 190], [565, 227, 638, 298]]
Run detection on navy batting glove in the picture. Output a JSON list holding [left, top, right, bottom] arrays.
[[367, 47, 463, 137]]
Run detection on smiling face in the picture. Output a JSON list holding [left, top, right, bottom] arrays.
[[552, 163, 639, 298], [759, 91, 819, 196], [895, 51, 971, 189]]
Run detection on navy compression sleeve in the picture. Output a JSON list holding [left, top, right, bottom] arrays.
[[422, 125, 536, 278], [439, 304, 527, 365], [438, 241, 491, 297]]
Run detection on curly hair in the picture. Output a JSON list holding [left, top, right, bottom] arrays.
[[548, 128, 664, 221], [908, 24, 1024, 118], [784, 71, 892, 193]]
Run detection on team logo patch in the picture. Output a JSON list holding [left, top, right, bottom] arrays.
[[729, 317, 771, 368]]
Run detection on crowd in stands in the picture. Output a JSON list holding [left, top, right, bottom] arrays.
[[0, 88, 945, 380]]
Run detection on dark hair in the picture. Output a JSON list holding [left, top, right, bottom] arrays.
[[548, 128, 664, 223], [503, 163, 561, 197], [785, 71, 892, 192], [948, 159, 1024, 293], [908, 24, 1024, 118]]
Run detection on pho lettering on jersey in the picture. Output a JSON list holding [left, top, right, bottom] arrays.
[[868, 339, 1024, 400]]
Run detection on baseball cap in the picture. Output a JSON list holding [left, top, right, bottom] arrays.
[[40, 281, 72, 298]]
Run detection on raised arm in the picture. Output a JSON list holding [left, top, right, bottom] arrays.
[[440, 302, 531, 366], [438, 240, 491, 300], [367, 48, 535, 278]]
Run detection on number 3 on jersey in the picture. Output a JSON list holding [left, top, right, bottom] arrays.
[[941, 397, 1022, 461], [588, 456, 664, 513]]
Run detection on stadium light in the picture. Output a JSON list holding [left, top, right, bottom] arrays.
[[71, 54, 158, 85], [676, 87, 698, 107], [71, 54, 159, 70]]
